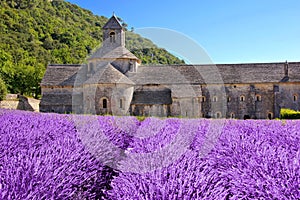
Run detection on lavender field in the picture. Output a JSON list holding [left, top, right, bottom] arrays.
[[0, 109, 299, 199]]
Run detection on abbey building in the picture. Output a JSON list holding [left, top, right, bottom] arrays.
[[40, 15, 300, 119]]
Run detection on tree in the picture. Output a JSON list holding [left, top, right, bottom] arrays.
[[0, 0, 184, 98], [0, 77, 7, 101]]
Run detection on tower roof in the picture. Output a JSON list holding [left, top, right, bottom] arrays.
[[103, 14, 123, 29], [88, 46, 140, 62]]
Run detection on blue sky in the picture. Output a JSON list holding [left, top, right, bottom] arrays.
[[67, 0, 300, 64]]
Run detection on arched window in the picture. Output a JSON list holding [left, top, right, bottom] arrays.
[[230, 112, 235, 118], [119, 98, 125, 109], [215, 112, 222, 118], [109, 32, 116, 43], [227, 96, 231, 102], [268, 112, 273, 120], [102, 98, 107, 109], [86, 96, 90, 109], [293, 94, 298, 102], [200, 96, 206, 102], [256, 95, 262, 102], [213, 96, 218, 102], [240, 95, 245, 102]]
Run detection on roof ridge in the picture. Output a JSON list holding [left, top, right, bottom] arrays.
[[105, 63, 135, 84], [84, 63, 135, 85], [88, 46, 140, 61], [48, 64, 81, 67], [103, 14, 123, 29]]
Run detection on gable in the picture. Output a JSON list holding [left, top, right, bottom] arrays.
[[103, 15, 123, 29], [84, 63, 135, 85]]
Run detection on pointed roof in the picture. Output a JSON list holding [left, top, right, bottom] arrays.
[[88, 46, 140, 62], [103, 14, 123, 29], [84, 63, 135, 85]]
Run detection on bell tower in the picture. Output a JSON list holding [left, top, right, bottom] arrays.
[[87, 14, 141, 75], [102, 14, 125, 49]]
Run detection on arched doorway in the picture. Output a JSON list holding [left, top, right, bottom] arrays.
[[268, 112, 273, 120], [102, 98, 107, 109]]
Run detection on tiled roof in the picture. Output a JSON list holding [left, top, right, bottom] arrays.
[[41, 62, 300, 89], [88, 46, 140, 61], [129, 62, 300, 85], [84, 63, 135, 85], [41, 64, 81, 86], [103, 15, 123, 29]]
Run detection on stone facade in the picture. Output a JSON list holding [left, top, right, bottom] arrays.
[[40, 15, 300, 119]]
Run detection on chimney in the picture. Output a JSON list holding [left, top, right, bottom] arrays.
[[284, 60, 289, 77]]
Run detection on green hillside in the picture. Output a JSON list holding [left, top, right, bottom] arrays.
[[0, 0, 184, 98]]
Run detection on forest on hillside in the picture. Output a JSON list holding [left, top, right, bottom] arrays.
[[0, 0, 184, 98]]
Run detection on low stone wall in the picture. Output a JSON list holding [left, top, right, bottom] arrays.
[[0, 94, 40, 112]]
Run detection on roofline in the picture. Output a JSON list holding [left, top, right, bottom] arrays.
[[47, 64, 82, 67], [87, 57, 140, 62], [103, 14, 123, 29], [141, 61, 300, 67]]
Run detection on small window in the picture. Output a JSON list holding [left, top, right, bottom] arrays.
[[119, 99, 123, 109], [240, 95, 245, 102], [216, 112, 222, 118], [88, 62, 94, 72], [230, 112, 235, 118], [86, 97, 91, 109], [293, 94, 298, 102], [109, 32, 116, 43], [102, 98, 107, 109], [213, 96, 218, 102], [256, 95, 262, 102], [227, 97, 231, 102], [200, 96, 206, 102]]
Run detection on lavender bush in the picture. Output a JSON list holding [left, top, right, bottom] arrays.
[[108, 119, 300, 199], [0, 109, 299, 199], [0, 110, 123, 199]]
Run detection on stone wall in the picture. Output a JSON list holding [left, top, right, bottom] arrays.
[[39, 86, 75, 114], [130, 104, 171, 117], [274, 83, 300, 117], [0, 94, 40, 112], [83, 83, 134, 115], [200, 83, 282, 119]]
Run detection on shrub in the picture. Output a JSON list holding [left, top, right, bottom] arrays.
[[280, 108, 300, 119], [136, 115, 147, 121]]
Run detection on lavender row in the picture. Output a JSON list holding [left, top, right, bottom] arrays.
[[1, 109, 299, 199], [108, 119, 300, 199], [0, 110, 122, 199]]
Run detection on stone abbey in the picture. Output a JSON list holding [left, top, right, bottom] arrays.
[[40, 15, 300, 119]]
